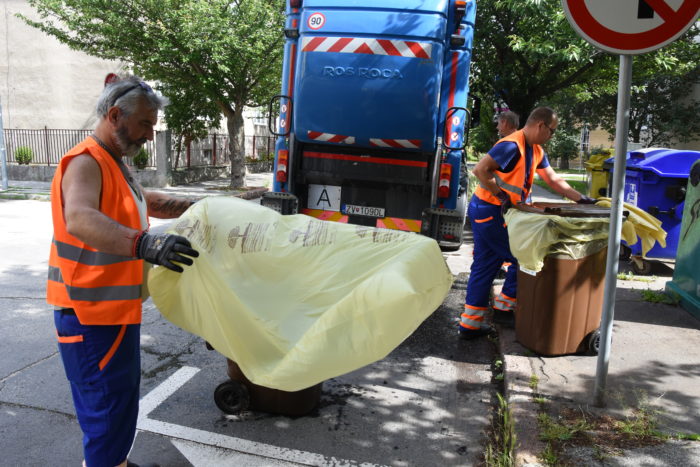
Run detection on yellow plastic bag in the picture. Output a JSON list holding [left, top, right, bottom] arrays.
[[504, 210, 611, 273], [595, 198, 667, 256], [148, 197, 453, 391]]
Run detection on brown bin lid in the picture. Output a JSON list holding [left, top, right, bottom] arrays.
[[514, 202, 627, 218]]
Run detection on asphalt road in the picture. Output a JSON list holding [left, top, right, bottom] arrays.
[[0, 199, 497, 466]]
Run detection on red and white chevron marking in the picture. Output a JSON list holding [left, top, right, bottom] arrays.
[[370, 138, 421, 149], [307, 131, 356, 144], [301, 37, 432, 59]]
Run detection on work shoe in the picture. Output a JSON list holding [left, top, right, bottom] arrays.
[[458, 324, 495, 340], [492, 309, 515, 328]]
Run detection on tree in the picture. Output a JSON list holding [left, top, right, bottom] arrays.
[[470, 0, 700, 153], [161, 83, 221, 168], [20, 0, 285, 188], [470, 0, 615, 123], [572, 61, 700, 147]]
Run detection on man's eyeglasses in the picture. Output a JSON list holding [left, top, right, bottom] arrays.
[[544, 123, 556, 136], [110, 81, 154, 107]]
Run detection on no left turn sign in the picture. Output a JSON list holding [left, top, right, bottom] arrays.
[[562, 0, 700, 54]]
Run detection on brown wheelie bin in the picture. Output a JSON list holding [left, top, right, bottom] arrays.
[[213, 358, 322, 416], [513, 203, 620, 356]]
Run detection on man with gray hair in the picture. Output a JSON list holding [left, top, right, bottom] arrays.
[[496, 110, 519, 138], [47, 75, 199, 467]]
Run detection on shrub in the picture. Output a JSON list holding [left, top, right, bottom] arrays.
[[133, 148, 150, 169], [15, 146, 33, 165]]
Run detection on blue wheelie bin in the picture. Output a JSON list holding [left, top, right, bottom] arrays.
[[611, 148, 700, 274]]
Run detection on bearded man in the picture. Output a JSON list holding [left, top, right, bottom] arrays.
[[47, 75, 199, 467]]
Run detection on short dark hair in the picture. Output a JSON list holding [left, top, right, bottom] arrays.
[[498, 111, 519, 129], [526, 106, 557, 126]]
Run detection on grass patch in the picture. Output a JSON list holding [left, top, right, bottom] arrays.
[[529, 374, 540, 391], [484, 393, 517, 467], [617, 272, 656, 282], [539, 443, 558, 466], [641, 289, 679, 305], [538, 412, 591, 442], [534, 391, 700, 465], [556, 169, 587, 175], [534, 179, 588, 196]]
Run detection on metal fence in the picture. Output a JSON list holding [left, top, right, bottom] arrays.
[[3, 129, 276, 169], [171, 133, 231, 169], [2, 128, 157, 167]]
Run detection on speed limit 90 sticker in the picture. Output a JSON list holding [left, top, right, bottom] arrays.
[[308, 12, 326, 30]]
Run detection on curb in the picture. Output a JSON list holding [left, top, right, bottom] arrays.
[[235, 186, 269, 200], [498, 327, 546, 467], [0, 192, 50, 201]]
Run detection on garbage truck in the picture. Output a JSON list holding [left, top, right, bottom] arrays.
[[262, 0, 478, 250]]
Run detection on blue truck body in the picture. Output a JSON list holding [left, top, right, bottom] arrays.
[[262, 0, 477, 249]]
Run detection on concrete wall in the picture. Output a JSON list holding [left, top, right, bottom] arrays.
[[6, 164, 165, 187], [0, 0, 125, 130]]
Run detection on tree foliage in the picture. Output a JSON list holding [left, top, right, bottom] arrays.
[[20, 0, 286, 188], [470, 0, 700, 154]]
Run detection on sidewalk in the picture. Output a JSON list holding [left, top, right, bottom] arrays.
[[502, 184, 700, 466], [0, 172, 272, 201]]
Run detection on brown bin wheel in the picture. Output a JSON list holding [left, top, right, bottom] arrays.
[[214, 380, 250, 414], [630, 258, 652, 275], [586, 329, 601, 356], [619, 244, 631, 261]]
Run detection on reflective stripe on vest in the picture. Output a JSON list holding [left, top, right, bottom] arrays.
[[46, 137, 144, 325], [474, 130, 544, 206], [54, 239, 134, 266], [48, 265, 141, 301]]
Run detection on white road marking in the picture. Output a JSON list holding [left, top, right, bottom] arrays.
[[138, 366, 200, 417], [171, 439, 301, 466], [137, 366, 381, 467]]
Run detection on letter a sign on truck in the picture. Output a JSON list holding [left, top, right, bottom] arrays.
[[562, 0, 700, 54]]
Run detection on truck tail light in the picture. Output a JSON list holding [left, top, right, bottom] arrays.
[[438, 163, 452, 198], [276, 150, 289, 183]]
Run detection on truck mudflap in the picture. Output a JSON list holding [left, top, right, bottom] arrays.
[[422, 192, 468, 251], [261, 192, 299, 215]]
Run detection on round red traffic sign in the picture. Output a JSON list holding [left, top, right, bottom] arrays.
[[562, 0, 700, 54]]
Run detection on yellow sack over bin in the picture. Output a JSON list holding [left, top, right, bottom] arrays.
[[149, 197, 453, 391], [504, 200, 668, 273], [504, 210, 611, 273]]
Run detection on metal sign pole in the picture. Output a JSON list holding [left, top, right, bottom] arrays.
[[594, 54, 633, 407], [0, 100, 8, 190]]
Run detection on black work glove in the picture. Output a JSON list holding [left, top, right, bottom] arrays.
[[577, 195, 597, 204], [136, 232, 199, 273], [496, 191, 512, 217]]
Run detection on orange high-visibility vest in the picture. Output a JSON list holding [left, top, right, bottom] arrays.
[[474, 130, 544, 205], [47, 136, 144, 325]]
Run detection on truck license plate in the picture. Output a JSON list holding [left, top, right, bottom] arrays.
[[343, 204, 385, 218]]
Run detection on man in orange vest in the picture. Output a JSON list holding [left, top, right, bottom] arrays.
[[459, 106, 594, 339], [48, 75, 199, 467]]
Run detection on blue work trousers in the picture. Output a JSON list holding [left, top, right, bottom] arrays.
[[55, 310, 141, 467], [465, 197, 518, 308]]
